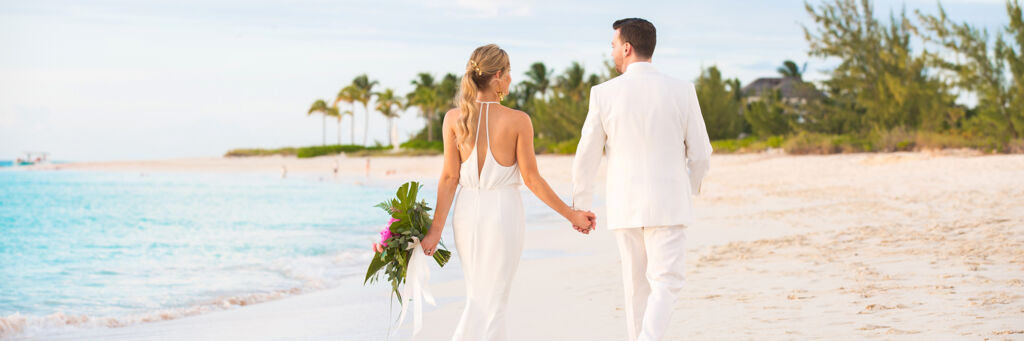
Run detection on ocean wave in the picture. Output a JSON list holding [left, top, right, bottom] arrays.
[[0, 249, 374, 340], [0, 286, 308, 339]]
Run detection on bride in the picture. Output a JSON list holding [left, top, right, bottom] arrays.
[[420, 44, 596, 340]]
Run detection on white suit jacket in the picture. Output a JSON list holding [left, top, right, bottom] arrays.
[[572, 62, 712, 230]]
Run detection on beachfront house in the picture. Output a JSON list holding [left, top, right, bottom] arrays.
[[741, 77, 823, 106], [741, 77, 824, 124]]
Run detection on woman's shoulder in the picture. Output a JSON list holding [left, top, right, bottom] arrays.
[[496, 106, 530, 125], [442, 105, 528, 125], [495, 105, 528, 118], [442, 108, 461, 125]]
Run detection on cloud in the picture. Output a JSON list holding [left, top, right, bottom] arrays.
[[409, 0, 532, 18]]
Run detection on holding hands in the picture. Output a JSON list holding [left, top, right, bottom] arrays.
[[568, 210, 596, 234]]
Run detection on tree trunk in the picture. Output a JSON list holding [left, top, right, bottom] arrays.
[[386, 117, 393, 147], [322, 114, 326, 146], [363, 104, 370, 146], [390, 118, 399, 151], [337, 116, 342, 145], [427, 109, 435, 142], [350, 105, 356, 145]]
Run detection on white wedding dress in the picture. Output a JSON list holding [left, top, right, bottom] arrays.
[[450, 101, 525, 341]]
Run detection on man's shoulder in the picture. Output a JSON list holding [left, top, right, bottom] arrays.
[[591, 77, 618, 92], [655, 72, 694, 91], [589, 74, 628, 100], [600, 72, 694, 90]]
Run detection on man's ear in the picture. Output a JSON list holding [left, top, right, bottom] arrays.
[[623, 42, 633, 58]]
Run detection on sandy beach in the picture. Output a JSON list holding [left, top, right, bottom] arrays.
[[14, 151, 1024, 340]]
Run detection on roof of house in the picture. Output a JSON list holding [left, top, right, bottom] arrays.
[[742, 77, 823, 100]]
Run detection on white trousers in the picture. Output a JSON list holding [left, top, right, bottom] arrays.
[[614, 225, 687, 341]]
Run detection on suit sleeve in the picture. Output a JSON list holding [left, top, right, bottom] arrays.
[[684, 83, 713, 195], [571, 87, 607, 211]]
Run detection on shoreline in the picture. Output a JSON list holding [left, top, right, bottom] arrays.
[[7, 152, 1024, 340], [14, 200, 587, 341]]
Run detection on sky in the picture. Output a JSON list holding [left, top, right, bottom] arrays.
[[0, 0, 1011, 161]]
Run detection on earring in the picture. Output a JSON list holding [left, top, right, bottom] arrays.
[[497, 90, 505, 102]]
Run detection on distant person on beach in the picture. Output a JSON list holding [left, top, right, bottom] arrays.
[[572, 18, 713, 341]]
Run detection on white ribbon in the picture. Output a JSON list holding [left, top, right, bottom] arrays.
[[394, 236, 436, 336]]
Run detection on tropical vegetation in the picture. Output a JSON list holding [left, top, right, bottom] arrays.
[[227, 0, 1023, 158]]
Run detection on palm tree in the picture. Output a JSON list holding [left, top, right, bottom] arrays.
[[408, 73, 440, 141], [556, 62, 587, 101], [352, 74, 379, 146], [327, 107, 352, 146], [307, 99, 331, 146], [433, 73, 459, 138], [324, 106, 342, 145], [777, 60, 807, 80], [375, 88, 403, 150], [437, 73, 459, 109], [524, 62, 552, 101], [334, 85, 359, 145]]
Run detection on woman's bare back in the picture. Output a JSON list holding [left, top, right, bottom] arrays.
[[454, 104, 525, 172]]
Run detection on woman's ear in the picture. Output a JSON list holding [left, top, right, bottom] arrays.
[[491, 71, 503, 87]]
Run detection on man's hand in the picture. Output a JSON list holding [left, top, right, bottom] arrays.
[[569, 210, 597, 234]]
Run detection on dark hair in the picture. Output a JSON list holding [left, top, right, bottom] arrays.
[[612, 18, 656, 59]]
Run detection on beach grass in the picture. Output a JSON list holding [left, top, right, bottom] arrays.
[[226, 131, 1023, 159], [710, 130, 1023, 155], [225, 143, 444, 158], [224, 147, 299, 157]]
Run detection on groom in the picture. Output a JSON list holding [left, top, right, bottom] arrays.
[[572, 18, 712, 341]]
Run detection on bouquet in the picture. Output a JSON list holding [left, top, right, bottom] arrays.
[[364, 181, 451, 301]]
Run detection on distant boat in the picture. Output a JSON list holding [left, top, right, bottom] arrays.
[[16, 152, 50, 166]]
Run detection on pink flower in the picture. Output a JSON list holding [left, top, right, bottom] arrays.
[[379, 228, 392, 247], [372, 243, 384, 253], [379, 217, 399, 247]]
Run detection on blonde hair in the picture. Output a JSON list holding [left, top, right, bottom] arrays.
[[455, 44, 510, 152]]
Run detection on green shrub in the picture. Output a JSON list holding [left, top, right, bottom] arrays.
[[549, 138, 580, 154], [296, 145, 387, 158], [914, 131, 974, 150], [224, 147, 297, 157], [1007, 139, 1024, 154], [711, 136, 757, 153], [532, 138, 557, 154], [870, 127, 916, 152], [400, 140, 444, 152], [783, 132, 837, 154], [745, 95, 793, 138]]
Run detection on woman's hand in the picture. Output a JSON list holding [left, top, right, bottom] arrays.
[[421, 230, 441, 256], [568, 210, 596, 234]]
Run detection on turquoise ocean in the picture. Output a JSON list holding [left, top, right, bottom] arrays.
[[0, 169, 420, 338]]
